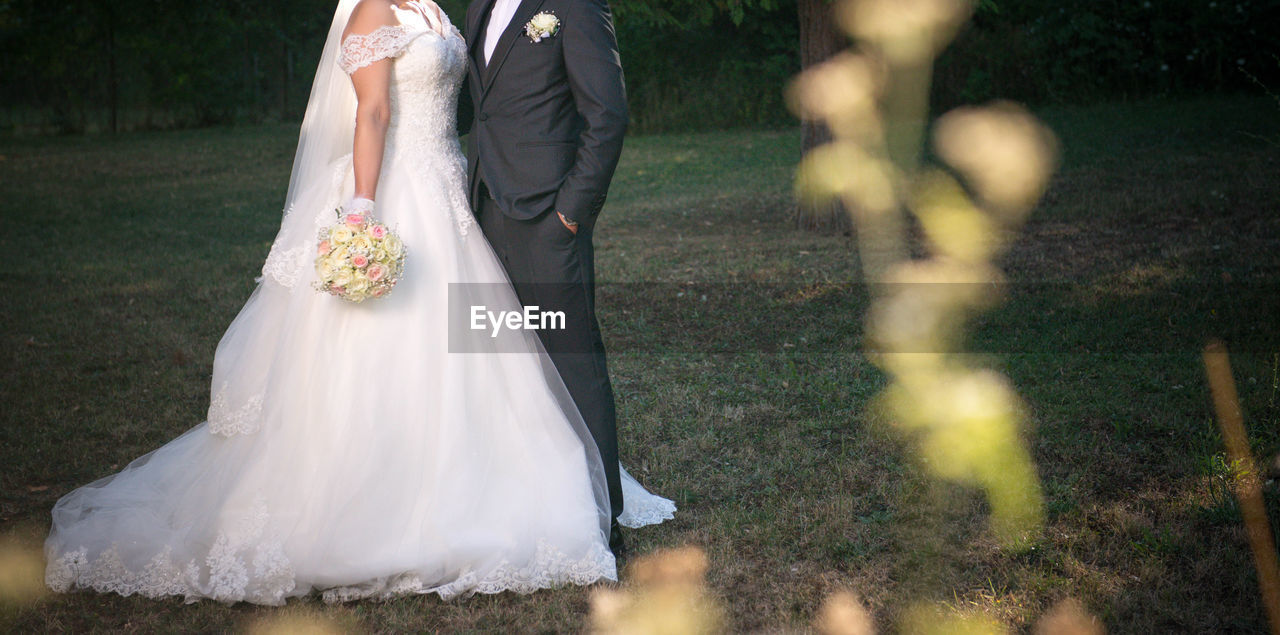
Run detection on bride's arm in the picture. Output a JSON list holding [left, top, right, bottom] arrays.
[[344, 1, 399, 202]]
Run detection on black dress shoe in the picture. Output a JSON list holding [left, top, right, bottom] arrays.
[[609, 520, 627, 557]]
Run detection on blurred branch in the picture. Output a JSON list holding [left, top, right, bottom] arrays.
[[790, 0, 1059, 628], [1203, 341, 1280, 634]]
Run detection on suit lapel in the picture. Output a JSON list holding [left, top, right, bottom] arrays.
[[481, 0, 548, 96], [466, 0, 494, 62], [467, 0, 495, 94]]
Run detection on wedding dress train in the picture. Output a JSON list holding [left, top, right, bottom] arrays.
[[44, 2, 673, 605]]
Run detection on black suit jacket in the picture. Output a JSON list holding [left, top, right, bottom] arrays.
[[463, 0, 627, 226]]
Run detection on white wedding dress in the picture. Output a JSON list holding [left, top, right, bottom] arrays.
[[44, 2, 673, 605]]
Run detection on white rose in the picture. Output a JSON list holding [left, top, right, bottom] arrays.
[[350, 235, 374, 252], [383, 234, 404, 257], [531, 13, 558, 35], [330, 226, 354, 245]]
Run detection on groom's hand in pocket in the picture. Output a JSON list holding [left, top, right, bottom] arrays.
[[557, 211, 579, 235]]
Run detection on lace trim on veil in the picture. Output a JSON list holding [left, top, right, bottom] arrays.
[[618, 466, 678, 528], [46, 496, 297, 606], [618, 497, 678, 529], [47, 494, 617, 605], [208, 385, 264, 437], [320, 540, 617, 603], [261, 154, 352, 289]]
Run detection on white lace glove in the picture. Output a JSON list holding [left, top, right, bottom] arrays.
[[344, 197, 375, 215]]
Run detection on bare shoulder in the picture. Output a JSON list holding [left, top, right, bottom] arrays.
[[345, 0, 399, 37]]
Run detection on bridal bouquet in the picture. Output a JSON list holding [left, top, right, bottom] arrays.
[[313, 207, 405, 303]]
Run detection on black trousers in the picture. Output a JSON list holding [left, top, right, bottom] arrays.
[[475, 187, 623, 521]]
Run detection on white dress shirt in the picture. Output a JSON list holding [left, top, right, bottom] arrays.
[[484, 0, 522, 64]]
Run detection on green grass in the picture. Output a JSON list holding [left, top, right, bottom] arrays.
[[2, 95, 1279, 631]]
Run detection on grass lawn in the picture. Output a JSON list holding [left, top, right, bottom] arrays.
[[2, 95, 1279, 632]]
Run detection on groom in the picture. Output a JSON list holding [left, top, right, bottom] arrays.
[[462, 0, 629, 552]]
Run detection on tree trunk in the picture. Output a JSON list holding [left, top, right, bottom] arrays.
[[796, 0, 850, 234], [243, 29, 255, 113], [277, 3, 289, 118], [105, 5, 118, 134], [279, 38, 289, 117]]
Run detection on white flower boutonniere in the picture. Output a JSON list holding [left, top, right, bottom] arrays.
[[525, 12, 560, 43]]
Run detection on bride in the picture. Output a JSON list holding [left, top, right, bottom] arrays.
[[44, 0, 673, 605]]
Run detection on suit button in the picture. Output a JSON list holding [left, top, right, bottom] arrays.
[[478, 113, 489, 121]]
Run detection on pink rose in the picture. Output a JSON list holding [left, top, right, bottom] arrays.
[[372, 287, 386, 297], [317, 240, 331, 255], [367, 264, 386, 281], [333, 286, 346, 295], [345, 213, 365, 227], [352, 254, 369, 268], [370, 225, 387, 239]]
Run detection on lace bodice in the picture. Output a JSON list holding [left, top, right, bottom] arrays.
[[386, 29, 467, 152]]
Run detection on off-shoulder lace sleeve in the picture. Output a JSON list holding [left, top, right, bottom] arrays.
[[338, 25, 418, 74]]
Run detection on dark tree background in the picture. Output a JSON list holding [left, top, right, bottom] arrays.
[[0, 0, 338, 133], [0, 0, 1276, 135], [795, 0, 847, 232]]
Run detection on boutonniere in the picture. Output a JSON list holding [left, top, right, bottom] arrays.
[[525, 12, 560, 43]]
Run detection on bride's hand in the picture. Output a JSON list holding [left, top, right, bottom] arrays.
[[345, 197, 376, 215]]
